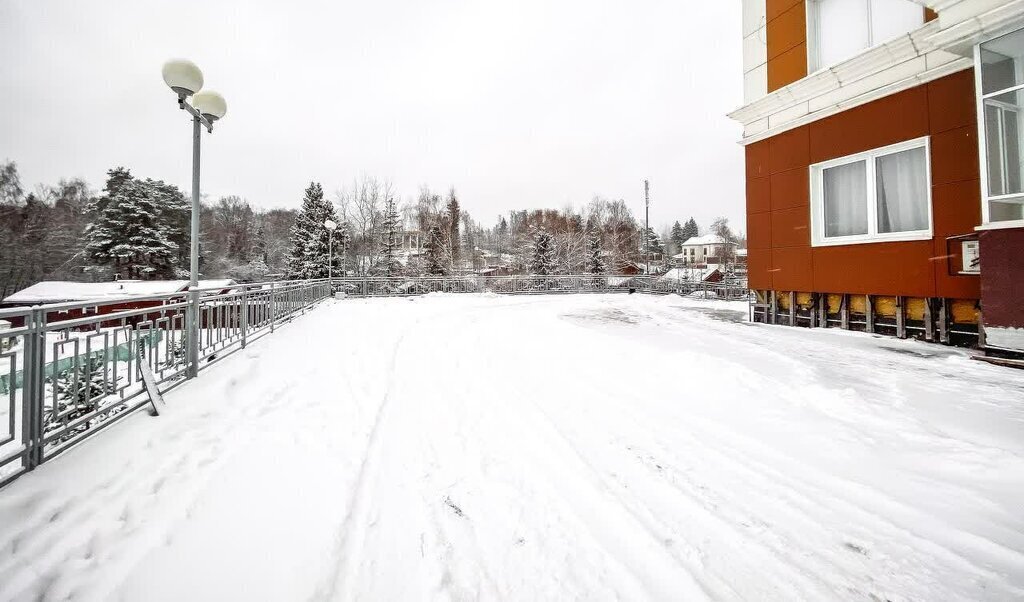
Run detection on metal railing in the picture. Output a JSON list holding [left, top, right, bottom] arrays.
[[0, 279, 331, 487], [0, 273, 746, 488]]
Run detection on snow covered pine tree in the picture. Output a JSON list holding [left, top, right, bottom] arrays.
[[425, 224, 446, 276], [588, 232, 606, 275], [531, 229, 556, 277], [377, 198, 403, 276], [287, 182, 341, 279], [85, 174, 179, 280]]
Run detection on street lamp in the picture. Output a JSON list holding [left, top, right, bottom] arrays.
[[162, 59, 227, 378], [324, 219, 337, 282]]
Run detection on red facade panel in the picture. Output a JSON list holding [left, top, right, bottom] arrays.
[[770, 167, 809, 210], [931, 126, 980, 185], [748, 176, 771, 214], [770, 207, 810, 248], [771, 247, 813, 291], [979, 227, 1024, 329], [747, 211, 772, 250], [747, 250, 773, 290], [927, 69, 977, 134], [809, 87, 929, 164], [746, 140, 770, 179], [768, 126, 810, 174]]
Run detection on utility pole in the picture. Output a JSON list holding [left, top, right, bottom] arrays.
[[644, 179, 650, 276]]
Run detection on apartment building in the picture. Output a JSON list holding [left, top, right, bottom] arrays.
[[730, 0, 1024, 355]]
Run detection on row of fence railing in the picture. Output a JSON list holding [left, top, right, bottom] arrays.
[[332, 274, 749, 299], [0, 274, 746, 488], [0, 279, 332, 486]]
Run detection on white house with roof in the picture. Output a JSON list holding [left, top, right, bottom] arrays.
[[671, 235, 738, 266]]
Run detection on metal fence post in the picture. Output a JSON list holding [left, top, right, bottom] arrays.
[[269, 282, 276, 333], [23, 308, 46, 470], [240, 286, 248, 348], [186, 288, 200, 378]]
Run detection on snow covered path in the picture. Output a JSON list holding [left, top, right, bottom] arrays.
[[1, 293, 1023, 601]]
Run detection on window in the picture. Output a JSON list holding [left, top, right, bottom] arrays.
[[810, 137, 932, 246], [976, 28, 1024, 225], [808, 0, 925, 72]]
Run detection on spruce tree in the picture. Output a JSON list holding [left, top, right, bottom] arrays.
[[670, 221, 685, 254], [682, 217, 699, 242], [425, 224, 446, 275], [286, 182, 340, 279], [85, 178, 178, 280], [377, 198, 402, 276], [445, 190, 460, 269], [644, 227, 664, 256], [587, 233, 605, 274], [143, 178, 191, 277], [531, 229, 556, 275]]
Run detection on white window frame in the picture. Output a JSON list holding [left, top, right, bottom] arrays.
[[806, 0, 925, 74], [973, 27, 1024, 230], [810, 136, 933, 247]]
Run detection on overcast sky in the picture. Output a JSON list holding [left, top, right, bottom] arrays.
[[0, 0, 744, 233]]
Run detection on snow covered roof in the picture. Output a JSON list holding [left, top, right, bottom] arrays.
[[679, 234, 737, 247], [658, 265, 722, 283], [2, 279, 236, 305]]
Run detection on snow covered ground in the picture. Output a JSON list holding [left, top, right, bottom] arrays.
[[0, 293, 1022, 601]]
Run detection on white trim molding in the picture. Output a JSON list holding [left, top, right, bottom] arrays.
[[729, 0, 1024, 144]]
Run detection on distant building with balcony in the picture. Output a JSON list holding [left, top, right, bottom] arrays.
[[672, 234, 738, 266]]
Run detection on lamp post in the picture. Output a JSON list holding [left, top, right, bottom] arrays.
[[324, 219, 337, 283], [162, 59, 228, 378]]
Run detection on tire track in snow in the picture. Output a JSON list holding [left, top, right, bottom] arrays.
[[311, 324, 411, 602]]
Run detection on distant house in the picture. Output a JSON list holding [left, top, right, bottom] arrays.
[[658, 265, 724, 284], [0, 280, 235, 307], [673, 235, 738, 266]]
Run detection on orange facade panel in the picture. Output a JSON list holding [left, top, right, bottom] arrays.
[[746, 140, 770, 179], [768, 126, 810, 174], [766, 0, 806, 92], [767, 1, 806, 60], [747, 176, 771, 214], [747, 211, 772, 250], [770, 206, 810, 248], [809, 87, 930, 163], [770, 167, 809, 210], [768, 43, 807, 92], [771, 247, 813, 291], [747, 249, 773, 290]]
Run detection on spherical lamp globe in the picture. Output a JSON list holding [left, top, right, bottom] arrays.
[[162, 59, 204, 97]]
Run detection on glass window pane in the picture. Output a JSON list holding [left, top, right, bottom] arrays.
[[984, 90, 1024, 198], [980, 29, 1024, 95], [815, 0, 870, 70], [875, 146, 929, 233], [823, 160, 868, 237], [986, 104, 1006, 196], [869, 0, 924, 45], [989, 198, 1024, 222]]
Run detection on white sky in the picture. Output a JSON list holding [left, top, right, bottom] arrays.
[[0, 0, 745, 233]]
